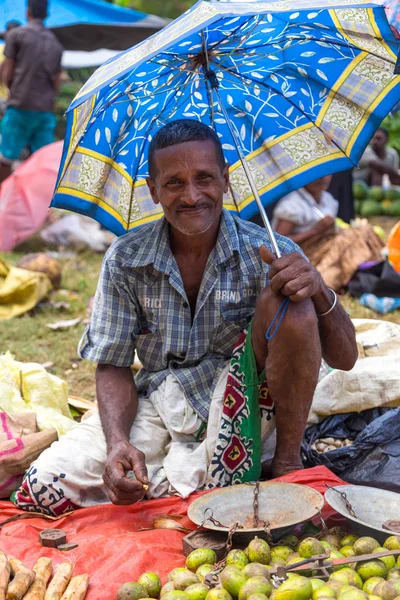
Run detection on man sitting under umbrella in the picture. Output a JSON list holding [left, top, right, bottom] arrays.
[[13, 120, 357, 516]]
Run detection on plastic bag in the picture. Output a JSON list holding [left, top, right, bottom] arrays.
[[302, 407, 400, 492], [41, 215, 115, 252], [0, 258, 52, 320], [359, 293, 400, 314], [309, 319, 400, 424], [0, 352, 75, 436], [348, 260, 400, 299]]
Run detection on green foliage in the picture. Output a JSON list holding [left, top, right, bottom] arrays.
[[0, 250, 104, 401], [106, 0, 196, 19], [382, 112, 400, 153], [55, 68, 96, 140]]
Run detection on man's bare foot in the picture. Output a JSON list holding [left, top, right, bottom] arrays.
[[271, 457, 304, 479]]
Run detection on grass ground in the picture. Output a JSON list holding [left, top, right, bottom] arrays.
[[1, 249, 103, 401], [1, 215, 400, 401]]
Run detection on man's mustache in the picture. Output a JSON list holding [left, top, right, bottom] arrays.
[[176, 203, 211, 211]]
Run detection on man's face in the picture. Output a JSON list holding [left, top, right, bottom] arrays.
[[147, 140, 229, 236], [372, 130, 387, 153]]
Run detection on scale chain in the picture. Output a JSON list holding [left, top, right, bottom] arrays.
[[326, 485, 358, 519], [201, 481, 272, 574], [253, 481, 260, 528]]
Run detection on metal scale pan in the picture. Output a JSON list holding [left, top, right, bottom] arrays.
[[188, 482, 324, 542], [325, 485, 400, 545]]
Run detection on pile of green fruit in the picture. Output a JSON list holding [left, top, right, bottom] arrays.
[[116, 533, 400, 600], [353, 182, 400, 217]]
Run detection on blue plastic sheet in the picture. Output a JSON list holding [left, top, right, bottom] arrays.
[[0, 0, 167, 51]]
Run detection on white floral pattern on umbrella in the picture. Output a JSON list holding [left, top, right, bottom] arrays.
[[52, 0, 400, 236]]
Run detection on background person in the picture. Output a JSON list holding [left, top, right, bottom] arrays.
[[0, 21, 21, 114], [273, 176, 384, 291], [328, 170, 354, 224], [354, 127, 399, 186], [272, 175, 338, 246], [0, 0, 63, 185]]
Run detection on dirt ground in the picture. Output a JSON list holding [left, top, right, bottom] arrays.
[[1, 216, 399, 402]]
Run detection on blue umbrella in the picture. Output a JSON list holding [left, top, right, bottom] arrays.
[[0, 0, 168, 51], [52, 0, 400, 255]]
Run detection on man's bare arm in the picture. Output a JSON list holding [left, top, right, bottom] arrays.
[[96, 364, 148, 505], [312, 287, 358, 371], [2, 57, 15, 88], [54, 71, 62, 94], [275, 217, 335, 246]]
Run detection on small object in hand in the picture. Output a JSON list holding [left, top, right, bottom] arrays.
[[40, 528, 67, 548], [58, 543, 79, 551], [142, 484, 149, 492]]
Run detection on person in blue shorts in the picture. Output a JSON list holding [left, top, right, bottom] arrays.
[[0, 0, 63, 185]]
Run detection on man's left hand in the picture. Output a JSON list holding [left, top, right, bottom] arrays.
[[260, 245, 322, 302]]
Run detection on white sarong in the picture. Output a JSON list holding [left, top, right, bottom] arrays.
[[15, 365, 276, 514]]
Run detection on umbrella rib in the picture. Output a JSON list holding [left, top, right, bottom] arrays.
[[99, 57, 192, 108], [221, 67, 353, 162], [120, 73, 193, 102], [217, 60, 381, 166], [125, 72, 195, 227], [215, 34, 356, 63], [275, 31, 394, 64], [92, 66, 195, 117], [103, 20, 392, 112], [202, 15, 260, 56], [202, 30, 216, 127], [216, 20, 291, 70], [215, 15, 265, 65], [149, 15, 255, 67], [203, 67, 240, 204], [213, 19, 393, 67], [158, 72, 200, 123]]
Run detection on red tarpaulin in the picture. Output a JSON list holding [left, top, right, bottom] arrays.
[[0, 467, 347, 599]]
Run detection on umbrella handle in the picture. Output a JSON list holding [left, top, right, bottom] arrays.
[[206, 69, 282, 259]]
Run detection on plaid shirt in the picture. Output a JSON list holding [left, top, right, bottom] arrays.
[[79, 209, 299, 421]]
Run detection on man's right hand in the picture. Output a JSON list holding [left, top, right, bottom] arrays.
[[103, 440, 149, 505]]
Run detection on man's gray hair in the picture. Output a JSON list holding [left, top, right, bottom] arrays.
[[148, 119, 226, 178]]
